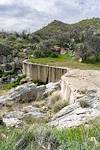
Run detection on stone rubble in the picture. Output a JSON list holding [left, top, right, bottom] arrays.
[[2, 105, 46, 127]]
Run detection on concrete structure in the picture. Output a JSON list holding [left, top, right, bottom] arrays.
[[61, 69, 100, 103], [23, 60, 67, 83]]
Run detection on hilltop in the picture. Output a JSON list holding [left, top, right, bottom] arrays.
[[35, 18, 100, 38]]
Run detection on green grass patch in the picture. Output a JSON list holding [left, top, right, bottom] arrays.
[[29, 54, 100, 70], [0, 121, 100, 150], [0, 76, 25, 93]]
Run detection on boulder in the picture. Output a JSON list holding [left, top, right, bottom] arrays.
[[3, 118, 23, 128], [0, 81, 61, 106], [0, 83, 42, 105], [43, 82, 61, 98]]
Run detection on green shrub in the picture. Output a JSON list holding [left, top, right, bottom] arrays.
[[33, 50, 58, 58], [0, 69, 3, 78], [33, 50, 42, 58], [49, 52, 58, 58], [1, 75, 25, 90], [15, 125, 59, 150]]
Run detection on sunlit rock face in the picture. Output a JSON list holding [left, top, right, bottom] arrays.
[[49, 90, 100, 128], [0, 81, 60, 127], [61, 69, 100, 104], [0, 82, 60, 106]]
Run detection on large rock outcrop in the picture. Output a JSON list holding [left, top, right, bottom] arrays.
[[0, 83, 41, 105], [50, 69, 100, 128], [0, 82, 60, 106], [0, 82, 60, 127]]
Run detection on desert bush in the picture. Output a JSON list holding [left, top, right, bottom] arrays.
[[79, 99, 90, 108], [47, 92, 61, 108], [15, 125, 59, 150], [23, 116, 49, 125], [52, 100, 69, 113], [0, 121, 100, 150]]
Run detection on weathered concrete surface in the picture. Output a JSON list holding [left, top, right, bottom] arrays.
[[23, 60, 67, 83], [61, 69, 100, 104]]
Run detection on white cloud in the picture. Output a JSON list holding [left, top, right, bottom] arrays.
[[0, 0, 100, 32], [0, 0, 14, 5]]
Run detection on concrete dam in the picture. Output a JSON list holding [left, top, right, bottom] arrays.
[[23, 60, 67, 83]]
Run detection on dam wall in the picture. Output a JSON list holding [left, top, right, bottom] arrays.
[[23, 60, 67, 83]]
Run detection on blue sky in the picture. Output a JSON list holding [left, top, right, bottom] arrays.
[[0, 0, 100, 32]]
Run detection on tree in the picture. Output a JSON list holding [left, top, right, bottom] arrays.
[[75, 43, 89, 61], [56, 32, 71, 48], [85, 29, 100, 62]]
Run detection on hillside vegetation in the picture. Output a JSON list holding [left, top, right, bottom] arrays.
[[0, 18, 100, 64], [35, 18, 100, 37], [33, 18, 100, 63]]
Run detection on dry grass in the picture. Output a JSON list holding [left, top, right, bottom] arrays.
[[51, 100, 69, 113], [47, 91, 61, 107], [0, 89, 8, 96], [79, 100, 90, 108], [23, 116, 49, 125]]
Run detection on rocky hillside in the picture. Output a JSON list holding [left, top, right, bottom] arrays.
[[0, 18, 100, 86], [34, 18, 100, 40], [0, 18, 100, 63], [0, 69, 100, 149], [34, 18, 100, 62]]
